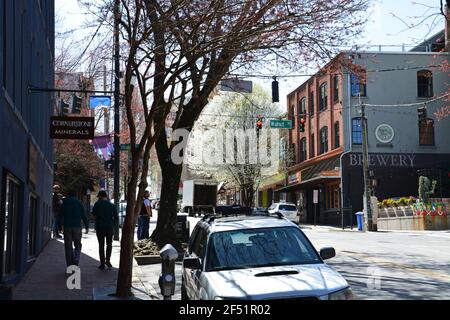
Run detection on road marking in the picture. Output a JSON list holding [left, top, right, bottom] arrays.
[[340, 251, 450, 283]]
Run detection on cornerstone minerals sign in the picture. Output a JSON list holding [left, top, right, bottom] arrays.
[[50, 116, 95, 140]]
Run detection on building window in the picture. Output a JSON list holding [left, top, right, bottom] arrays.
[[290, 105, 295, 129], [334, 121, 340, 148], [2, 173, 20, 279], [310, 134, 315, 158], [319, 83, 328, 111], [417, 70, 433, 98], [28, 195, 38, 258], [351, 72, 366, 97], [309, 91, 314, 115], [299, 138, 307, 162], [333, 75, 339, 102], [298, 97, 306, 115], [419, 119, 435, 145], [325, 183, 340, 210], [352, 117, 362, 144], [319, 127, 328, 154]]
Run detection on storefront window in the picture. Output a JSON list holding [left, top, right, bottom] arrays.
[[325, 183, 340, 210], [2, 173, 20, 279], [28, 195, 38, 258]]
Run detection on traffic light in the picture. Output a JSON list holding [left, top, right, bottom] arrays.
[[60, 99, 70, 115], [72, 95, 82, 114], [418, 106, 427, 122], [299, 115, 306, 132], [272, 77, 279, 103], [256, 118, 263, 130]]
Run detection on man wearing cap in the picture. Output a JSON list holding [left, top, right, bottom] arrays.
[[92, 190, 118, 270], [52, 185, 63, 239]]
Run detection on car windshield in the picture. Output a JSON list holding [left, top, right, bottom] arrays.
[[205, 227, 321, 271], [279, 205, 296, 211]]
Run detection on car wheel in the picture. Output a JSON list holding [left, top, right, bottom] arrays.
[[181, 278, 189, 300]]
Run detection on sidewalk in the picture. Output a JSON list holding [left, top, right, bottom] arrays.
[[12, 230, 155, 300], [300, 224, 359, 232]]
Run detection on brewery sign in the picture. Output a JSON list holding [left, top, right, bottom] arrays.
[[50, 116, 95, 140]]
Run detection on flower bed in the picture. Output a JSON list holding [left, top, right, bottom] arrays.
[[414, 201, 447, 217]]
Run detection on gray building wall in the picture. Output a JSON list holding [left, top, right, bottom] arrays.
[[0, 0, 55, 285], [342, 52, 449, 154], [340, 51, 450, 212]]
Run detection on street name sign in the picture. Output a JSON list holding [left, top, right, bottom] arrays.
[[120, 144, 131, 151], [50, 116, 95, 140], [270, 120, 292, 129], [220, 79, 253, 93]]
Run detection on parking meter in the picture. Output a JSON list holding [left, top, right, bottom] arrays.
[[159, 244, 178, 300]]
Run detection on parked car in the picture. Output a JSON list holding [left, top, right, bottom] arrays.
[[268, 202, 298, 223], [181, 214, 353, 300], [251, 207, 269, 215]]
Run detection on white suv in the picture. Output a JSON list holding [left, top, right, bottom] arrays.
[[268, 203, 298, 223], [181, 214, 352, 300]]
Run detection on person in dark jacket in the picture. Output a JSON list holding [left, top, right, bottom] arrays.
[[60, 190, 89, 267], [92, 190, 118, 270], [52, 185, 63, 239]]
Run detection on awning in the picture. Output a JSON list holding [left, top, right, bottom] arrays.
[[275, 155, 341, 193], [275, 175, 339, 193]]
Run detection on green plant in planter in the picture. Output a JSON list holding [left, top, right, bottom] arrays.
[[418, 176, 437, 204], [386, 199, 396, 207], [407, 197, 416, 206]]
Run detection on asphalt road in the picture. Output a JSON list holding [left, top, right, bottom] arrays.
[[302, 226, 450, 300], [155, 213, 450, 300]]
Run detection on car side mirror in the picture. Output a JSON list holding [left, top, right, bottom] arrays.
[[320, 247, 336, 260], [183, 257, 202, 269]]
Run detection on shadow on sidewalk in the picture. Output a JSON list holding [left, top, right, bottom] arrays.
[[13, 234, 120, 300]]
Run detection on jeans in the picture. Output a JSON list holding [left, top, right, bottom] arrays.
[[63, 228, 82, 267], [96, 229, 113, 265], [137, 216, 150, 240], [52, 215, 61, 236]]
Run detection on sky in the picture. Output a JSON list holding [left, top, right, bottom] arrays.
[[55, 0, 445, 108]]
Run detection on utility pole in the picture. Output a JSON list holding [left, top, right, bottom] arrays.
[[113, 0, 121, 240], [103, 64, 110, 194], [360, 102, 374, 232]]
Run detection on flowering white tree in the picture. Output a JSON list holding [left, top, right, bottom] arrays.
[[186, 86, 289, 207]]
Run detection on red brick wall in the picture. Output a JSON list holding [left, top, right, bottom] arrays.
[[287, 68, 343, 165]]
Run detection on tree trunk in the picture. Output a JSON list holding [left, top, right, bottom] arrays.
[[151, 129, 183, 247], [241, 185, 254, 207], [116, 176, 138, 297]]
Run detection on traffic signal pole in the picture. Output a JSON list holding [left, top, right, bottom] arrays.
[[113, 0, 121, 240]]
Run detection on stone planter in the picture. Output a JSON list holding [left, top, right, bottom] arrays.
[[378, 215, 450, 231], [134, 255, 161, 265]]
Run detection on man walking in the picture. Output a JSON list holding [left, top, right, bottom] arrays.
[[52, 185, 63, 239], [137, 190, 152, 240], [92, 190, 118, 270], [60, 190, 89, 267]]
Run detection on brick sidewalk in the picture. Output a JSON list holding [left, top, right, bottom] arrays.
[[12, 230, 154, 300]]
